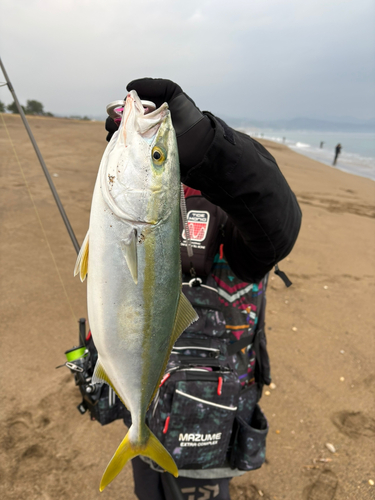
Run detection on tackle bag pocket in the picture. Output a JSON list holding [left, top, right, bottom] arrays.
[[230, 404, 268, 471], [150, 372, 240, 470]]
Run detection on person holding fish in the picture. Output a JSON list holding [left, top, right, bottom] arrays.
[[81, 78, 301, 499]]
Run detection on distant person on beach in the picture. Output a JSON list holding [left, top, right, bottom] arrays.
[[320, 141, 324, 149], [333, 143, 342, 165]]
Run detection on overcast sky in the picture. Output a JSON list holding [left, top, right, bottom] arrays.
[[1, 0, 374, 121]]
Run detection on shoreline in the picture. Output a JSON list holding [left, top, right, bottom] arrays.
[[240, 127, 375, 183], [258, 136, 375, 203], [287, 144, 375, 183]]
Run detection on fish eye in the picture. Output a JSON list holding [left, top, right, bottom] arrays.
[[152, 146, 165, 166]]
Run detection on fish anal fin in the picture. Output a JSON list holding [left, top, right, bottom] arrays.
[[92, 360, 117, 394], [121, 229, 138, 284], [93, 360, 129, 409], [74, 230, 89, 282], [99, 425, 178, 492], [171, 291, 199, 344]]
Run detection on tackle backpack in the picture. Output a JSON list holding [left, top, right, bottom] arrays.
[[140, 270, 270, 473]]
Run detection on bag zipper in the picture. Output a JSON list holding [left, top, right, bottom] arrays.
[[175, 389, 237, 411], [171, 346, 220, 358]]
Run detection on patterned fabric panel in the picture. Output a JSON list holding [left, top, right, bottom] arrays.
[[211, 251, 264, 343], [209, 251, 265, 388]]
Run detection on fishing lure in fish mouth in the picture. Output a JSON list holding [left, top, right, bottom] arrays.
[[106, 98, 157, 124], [74, 90, 198, 491]]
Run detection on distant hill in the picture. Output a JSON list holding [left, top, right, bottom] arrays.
[[223, 116, 375, 133]]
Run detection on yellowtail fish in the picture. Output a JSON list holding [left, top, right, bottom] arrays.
[[74, 90, 198, 491]]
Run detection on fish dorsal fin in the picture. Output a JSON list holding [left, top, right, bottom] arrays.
[[73, 230, 89, 282], [121, 228, 138, 284], [171, 292, 199, 344]]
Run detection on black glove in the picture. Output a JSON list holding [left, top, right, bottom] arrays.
[[126, 78, 214, 175], [105, 116, 119, 142], [126, 78, 203, 137]]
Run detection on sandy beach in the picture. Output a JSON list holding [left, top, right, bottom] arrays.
[[0, 114, 374, 500]]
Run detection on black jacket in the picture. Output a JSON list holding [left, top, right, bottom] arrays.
[[181, 113, 302, 283]]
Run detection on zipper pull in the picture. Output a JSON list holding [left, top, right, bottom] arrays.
[[274, 264, 292, 287], [163, 415, 171, 434], [217, 376, 223, 395], [159, 373, 171, 387], [219, 243, 224, 260]]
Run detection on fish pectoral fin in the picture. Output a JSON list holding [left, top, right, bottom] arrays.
[[73, 230, 89, 282], [121, 229, 138, 285], [99, 425, 178, 492], [171, 292, 199, 344]]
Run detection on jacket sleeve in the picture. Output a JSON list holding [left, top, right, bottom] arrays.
[[181, 113, 302, 283]]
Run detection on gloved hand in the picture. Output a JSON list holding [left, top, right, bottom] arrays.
[[105, 78, 215, 176], [126, 78, 202, 136], [126, 78, 214, 174], [105, 116, 119, 142]]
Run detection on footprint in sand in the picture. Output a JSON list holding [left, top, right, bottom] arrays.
[[303, 470, 338, 500], [331, 411, 375, 439], [1, 412, 33, 450], [230, 484, 271, 500]]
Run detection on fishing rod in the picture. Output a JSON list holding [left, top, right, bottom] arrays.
[[0, 56, 80, 255]]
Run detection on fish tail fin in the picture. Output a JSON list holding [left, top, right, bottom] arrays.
[[99, 425, 178, 492]]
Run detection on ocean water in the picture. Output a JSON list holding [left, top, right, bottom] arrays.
[[242, 128, 375, 182]]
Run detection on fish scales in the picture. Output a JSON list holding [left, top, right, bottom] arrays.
[[74, 91, 198, 491]]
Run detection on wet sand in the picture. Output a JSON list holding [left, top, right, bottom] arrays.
[[0, 114, 374, 500]]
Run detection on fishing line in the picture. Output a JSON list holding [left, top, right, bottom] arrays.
[[0, 113, 78, 325]]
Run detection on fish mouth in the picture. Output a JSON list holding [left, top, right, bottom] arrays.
[[125, 91, 169, 140], [126, 90, 168, 116]]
